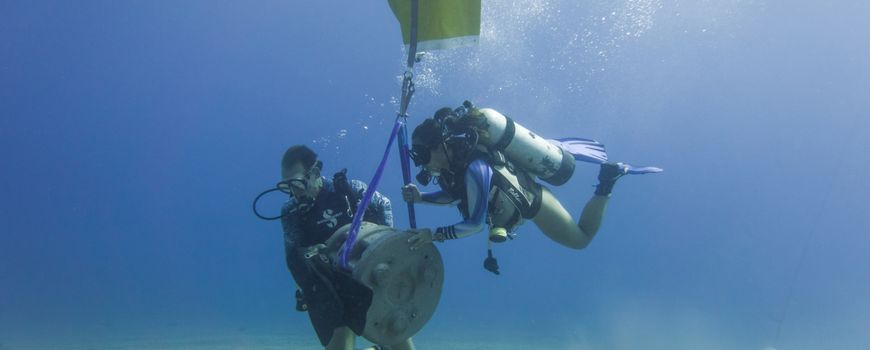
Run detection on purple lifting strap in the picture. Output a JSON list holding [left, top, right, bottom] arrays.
[[338, 118, 404, 270]]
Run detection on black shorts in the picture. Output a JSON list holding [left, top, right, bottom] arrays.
[[302, 256, 373, 346]]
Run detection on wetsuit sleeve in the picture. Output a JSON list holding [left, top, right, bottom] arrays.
[[281, 201, 314, 288], [435, 159, 493, 239], [421, 190, 457, 205], [351, 179, 394, 227]]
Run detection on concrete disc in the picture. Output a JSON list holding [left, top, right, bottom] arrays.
[[352, 228, 444, 346]]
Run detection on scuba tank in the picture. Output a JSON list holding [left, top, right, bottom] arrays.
[[446, 101, 576, 186]]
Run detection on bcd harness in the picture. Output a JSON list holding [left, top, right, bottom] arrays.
[[436, 147, 543, 276], [295, 169, 376, 249], [487, 150, 543, 231]]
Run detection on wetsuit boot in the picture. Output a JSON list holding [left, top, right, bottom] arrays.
[[594, 162, 628, 196]]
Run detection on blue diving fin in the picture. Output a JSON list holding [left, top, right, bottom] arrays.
[[548, 137, 608, 164], [549, 137, 663, 174], [622, 163, 663, 175]]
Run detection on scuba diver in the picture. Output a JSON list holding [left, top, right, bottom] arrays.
[[258, 145, 416, 350], [401, 102, 661, 266]]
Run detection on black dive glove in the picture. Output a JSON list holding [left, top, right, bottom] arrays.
[[483, 249, 500, 275], [595, 163, 628, 196], [295, 289, 307, 312]]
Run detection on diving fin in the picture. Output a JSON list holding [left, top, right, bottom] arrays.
[[549, 138, 665, 173], [595, 162, 663, 196], [622, 163, 663, 175], [548, 137, 608, 164]]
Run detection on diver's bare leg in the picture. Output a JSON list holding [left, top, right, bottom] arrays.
[[325, 327, 355, 350], [578, 195, 609, 238], [387, 338, 416, 350], [532, 186, 609, 249]]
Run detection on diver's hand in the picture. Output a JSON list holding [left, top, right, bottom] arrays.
[[402, 184, 423, 203], [407, 228, 433, 250]]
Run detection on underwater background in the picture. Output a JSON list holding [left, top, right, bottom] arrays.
[[2, 1, 868, 349]]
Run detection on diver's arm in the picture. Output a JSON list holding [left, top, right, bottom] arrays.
[[434, 159, 493, 240], [350, 179, 394, 227], [281, 202, 315, 289], [402, 183, 455, 205], [421, 190, 456, 205], [375, 190, 394, 227]]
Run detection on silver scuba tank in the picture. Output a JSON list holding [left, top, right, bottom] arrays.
[[470, 107, 576, 186]]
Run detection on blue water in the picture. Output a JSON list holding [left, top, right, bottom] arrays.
[[2, 1, 868, 349]]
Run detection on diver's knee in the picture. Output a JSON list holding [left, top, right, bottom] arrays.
[[563, 232, 592, 250], [565, 239, 590, 250]]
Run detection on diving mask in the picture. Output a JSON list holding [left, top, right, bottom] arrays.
[[276, 178, 307, 194], [277, 160, 322, 194]]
